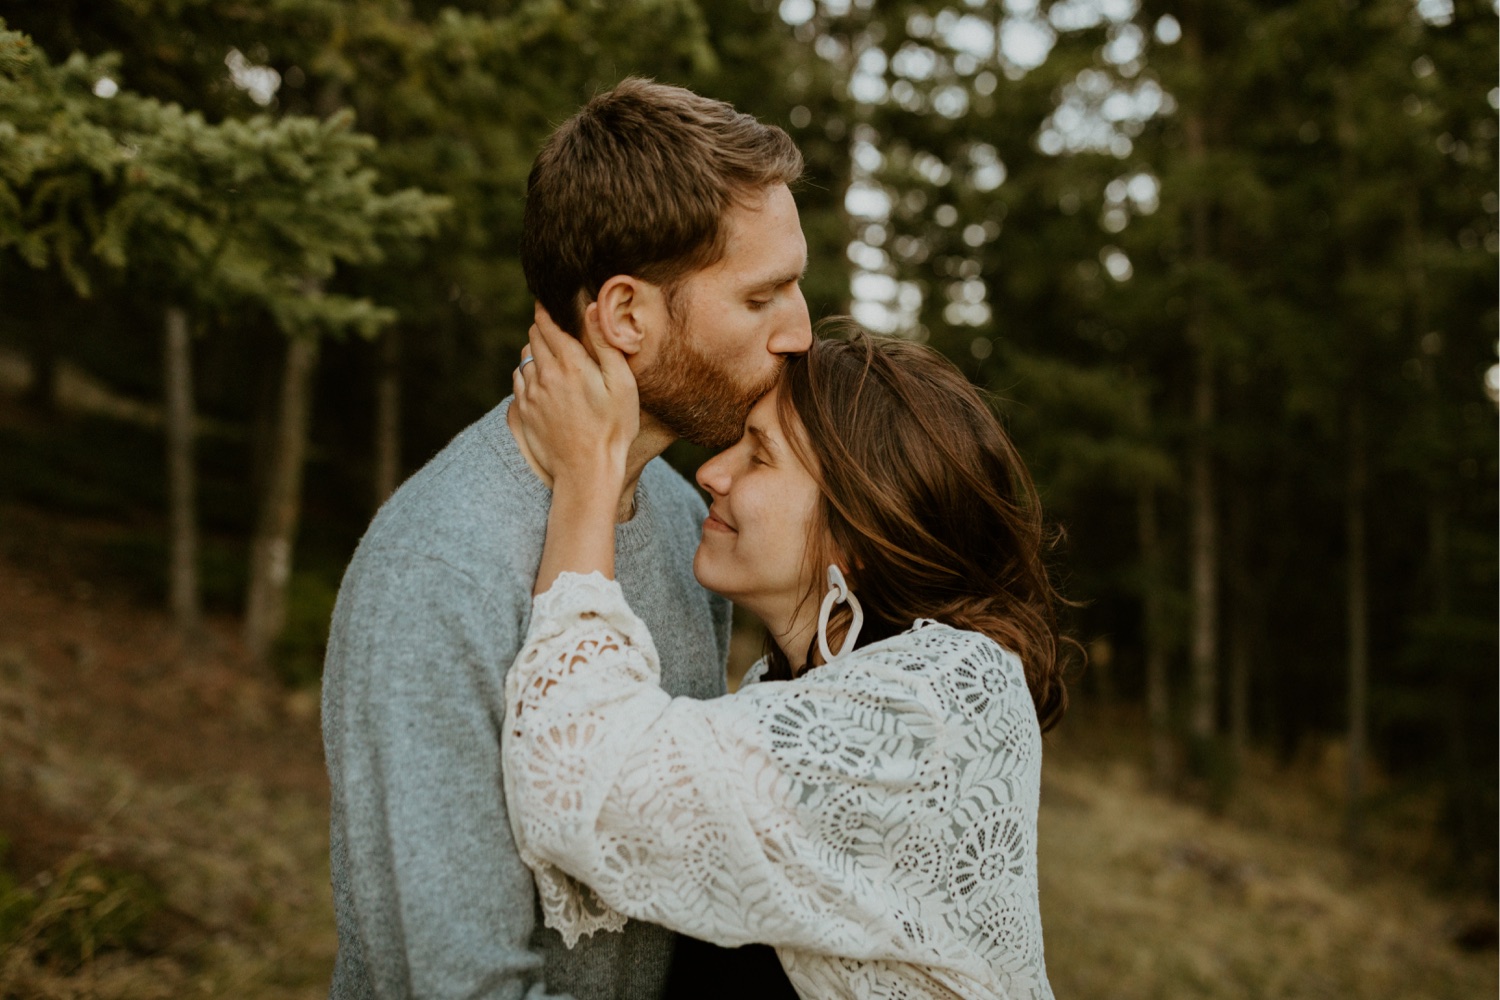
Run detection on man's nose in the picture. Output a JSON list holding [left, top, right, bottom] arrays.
[[769, 287, 812, 355]]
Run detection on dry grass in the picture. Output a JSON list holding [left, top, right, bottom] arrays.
[[0, 512, 1493, 998], [0, 521, 334, 999], [1038, 715, 1497, 1000]]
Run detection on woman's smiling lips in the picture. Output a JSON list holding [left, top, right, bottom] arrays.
[[703, 507, 736, 534]]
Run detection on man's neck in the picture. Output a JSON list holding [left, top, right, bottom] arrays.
[[507, 403, 676, 523]]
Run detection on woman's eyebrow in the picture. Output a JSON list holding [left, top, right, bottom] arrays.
[[746, 423, 780, 455]]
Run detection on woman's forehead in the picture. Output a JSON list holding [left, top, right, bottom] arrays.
[[745, 388, 784, 440], [747, 387, 821, 478]]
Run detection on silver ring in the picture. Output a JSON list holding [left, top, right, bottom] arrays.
[[517, 355, 536, 374]]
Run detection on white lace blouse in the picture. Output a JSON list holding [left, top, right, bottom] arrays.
[[502, 572, 1053, 1000]]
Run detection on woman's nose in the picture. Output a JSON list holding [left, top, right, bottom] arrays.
[[696, 452, 731, 496]]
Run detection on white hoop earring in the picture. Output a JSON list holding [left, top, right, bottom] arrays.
[[816, 564, 864, 664]]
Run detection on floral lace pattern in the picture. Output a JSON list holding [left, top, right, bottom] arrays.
[[502, 572, 1053, 1000]]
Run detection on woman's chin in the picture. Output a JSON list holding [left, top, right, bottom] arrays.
[[692, 550, 743, 606], [691, 548, 724, 596]]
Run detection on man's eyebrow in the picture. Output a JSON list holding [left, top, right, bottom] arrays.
[[744, 260, 809, 293]]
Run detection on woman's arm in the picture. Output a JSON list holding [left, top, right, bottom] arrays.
[[535, 473, 619, 595], [502, 574, 993, 982], [511, 306, 638, 594]]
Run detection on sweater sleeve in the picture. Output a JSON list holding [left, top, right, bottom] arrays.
[[323, 547, 572, 1000], [501, 573, 992, 982]]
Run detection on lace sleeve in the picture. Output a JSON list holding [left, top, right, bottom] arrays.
[[504, 583, 1035, 989], [501, 572, 663, 944]]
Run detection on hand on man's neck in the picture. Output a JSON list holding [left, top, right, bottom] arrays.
[[507, 403, 675, 523]]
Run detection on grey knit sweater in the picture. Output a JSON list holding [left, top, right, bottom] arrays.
[[322, 399, 730, 1000]]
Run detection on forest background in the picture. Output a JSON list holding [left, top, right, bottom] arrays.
[[0, 0, 1495, 996]]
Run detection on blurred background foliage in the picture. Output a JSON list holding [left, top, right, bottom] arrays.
[[0, 0, 1494, 967]]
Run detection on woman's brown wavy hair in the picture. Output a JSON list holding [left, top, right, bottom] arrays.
[[763, 323, 1073, 733]]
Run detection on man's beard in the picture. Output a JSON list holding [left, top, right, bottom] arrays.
[[636, 323, 780, 449]]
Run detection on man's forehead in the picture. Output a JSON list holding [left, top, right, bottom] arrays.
[[718, 185, 806, 263]]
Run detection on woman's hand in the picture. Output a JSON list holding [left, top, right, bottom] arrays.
[[514, 303, 640, 594], [513, 303, 639, 489]]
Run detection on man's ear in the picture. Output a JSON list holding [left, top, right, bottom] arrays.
[[589, 275, 666, 357], [591, 275, 644, 355]]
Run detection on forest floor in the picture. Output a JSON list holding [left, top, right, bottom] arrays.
[[0, 502, 1494, 999]]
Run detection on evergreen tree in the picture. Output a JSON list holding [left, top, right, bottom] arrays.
[[0, 18, 447, 644], [788, 0, 1497, 886]]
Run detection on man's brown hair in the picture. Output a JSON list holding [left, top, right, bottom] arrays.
[[521, 78, 803, 334]]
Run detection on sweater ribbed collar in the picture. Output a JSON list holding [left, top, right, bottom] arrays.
[[488, 397, 658, 557]]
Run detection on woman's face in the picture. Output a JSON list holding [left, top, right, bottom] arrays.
[[693, 388, 823, 622]]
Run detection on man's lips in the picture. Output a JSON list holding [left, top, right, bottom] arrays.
[[703, 508, 736, 533]]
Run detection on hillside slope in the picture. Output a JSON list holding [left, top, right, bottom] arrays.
[[0, 508, 1492, 998]]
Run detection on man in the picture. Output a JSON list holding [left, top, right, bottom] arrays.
[[321, 78, 811, 999]]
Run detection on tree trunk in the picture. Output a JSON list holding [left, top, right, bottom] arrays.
[[1188, 346, 1218, 746], [1138, 482, 1174, 791], [249, 358, 279, 511], [1427, 505, 1449, 613], [373, 326, 402, 509], [1344, 396, 1369, 849], [1227, 495, 1251, 771], [1328, 72, 1371, 850], [1183, 6, 1219, 753], [17, 272, 68, 413], [244, 335, 319, 662], [163, 306, 200, 633], [1228, 604, 1250, 770]]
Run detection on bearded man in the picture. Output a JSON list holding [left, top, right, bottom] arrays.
[[320, 78, 811, 1000]]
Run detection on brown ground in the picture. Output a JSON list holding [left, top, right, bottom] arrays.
[[0, 506, 333, 998], [0, 502, 1494, 999]]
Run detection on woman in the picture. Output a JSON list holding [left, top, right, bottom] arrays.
[[503, 319, 1069, 999]]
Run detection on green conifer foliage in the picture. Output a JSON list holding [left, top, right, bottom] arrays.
[[792, 0, 1496, 885]]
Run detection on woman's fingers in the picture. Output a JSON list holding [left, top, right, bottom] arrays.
[[591, 331, 637, 400], [514, 300, 639, 484], [533, 301, 563, 340], [520, 301, 634, 413], [526, 326, 558, 379], [532, 303, 593, 370]]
